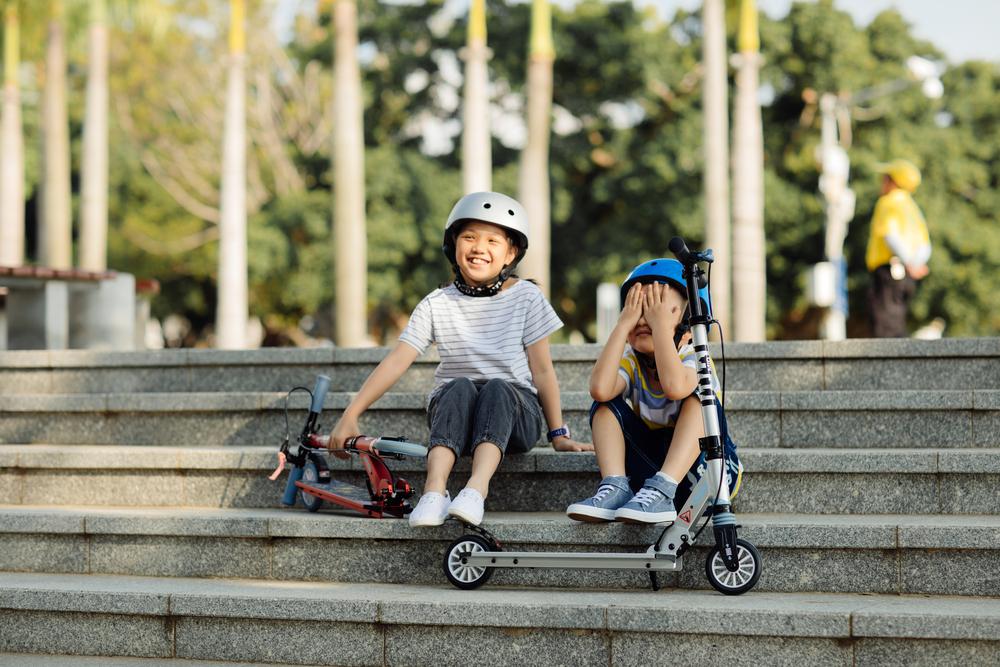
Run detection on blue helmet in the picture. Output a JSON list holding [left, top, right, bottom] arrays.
[[620, 258, 711, 317]]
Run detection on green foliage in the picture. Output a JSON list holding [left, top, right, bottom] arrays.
[[28, 0, 999, 342]]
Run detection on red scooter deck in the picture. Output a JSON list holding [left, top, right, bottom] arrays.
[[295, 477, 411, 518]]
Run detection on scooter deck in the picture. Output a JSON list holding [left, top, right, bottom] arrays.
[[302, 479, 371, 503], [297, 479, 411, 518]]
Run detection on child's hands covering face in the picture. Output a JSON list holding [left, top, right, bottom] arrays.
[[619, 283, 644, 329], [643, 283, 685, 335]]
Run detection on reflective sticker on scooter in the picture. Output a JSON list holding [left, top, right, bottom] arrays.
[[678, 509, 692, 523]]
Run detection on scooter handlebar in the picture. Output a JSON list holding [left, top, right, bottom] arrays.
[[669, 236, 692, 264], [343, 435, 428, 459], [309, 375, 331, 414]]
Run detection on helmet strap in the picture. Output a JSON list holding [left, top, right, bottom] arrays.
[[453, 264, 513, 297]]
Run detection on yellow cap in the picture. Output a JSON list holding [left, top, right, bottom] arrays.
[[877, 159, 921, 193]]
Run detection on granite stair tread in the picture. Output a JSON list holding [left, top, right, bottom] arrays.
[[3, 443, 999, 471], [2, 571, 999, 638], [3, 503, 1000, 547]]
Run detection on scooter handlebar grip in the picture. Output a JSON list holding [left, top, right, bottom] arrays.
[[309, 375, 331, 414], [668, 236, 692, 263], [281, 466, 304, 506], [374, 439, 428, 459]]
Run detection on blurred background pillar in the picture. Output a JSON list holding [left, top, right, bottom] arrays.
[[41, 0, 71, 269], [518, 0, 554, 295], [80, 0, 109, 271], [701, 0, 730, 337], [332, 0, 368, 347], [216, 0, 249, 349], [0, 0, 24, 267], [730, 0, 766, 341], [461, 0, 492, 194]]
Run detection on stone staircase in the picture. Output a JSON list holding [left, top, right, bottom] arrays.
[[1, 340, 1000, 665]]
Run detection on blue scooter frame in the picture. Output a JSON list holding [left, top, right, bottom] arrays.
[[443, 237, 762, 595]]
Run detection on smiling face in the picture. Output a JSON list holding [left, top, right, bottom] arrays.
[[453, 220, 519, 286]]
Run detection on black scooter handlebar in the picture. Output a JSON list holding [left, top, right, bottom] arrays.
[[669, 236, 693, 264]]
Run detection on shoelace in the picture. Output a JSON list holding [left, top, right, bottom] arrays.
[[630, 486, 664, 508], [592, 485, 617, 503]]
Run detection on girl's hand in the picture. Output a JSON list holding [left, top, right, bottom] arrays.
[[551, 436, 594, 452], [329, 414, 360, 460], [643, 283, 685, 334], [618, 283, 644, 330]]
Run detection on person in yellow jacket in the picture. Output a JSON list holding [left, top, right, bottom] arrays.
[[865, 160, 931, 337]]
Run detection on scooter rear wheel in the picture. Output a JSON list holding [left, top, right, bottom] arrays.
[[299, 460, 325, 513], [704, 538, 762, 595], [443, 534, 496, 590]]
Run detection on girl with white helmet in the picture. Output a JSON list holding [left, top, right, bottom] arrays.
[[330, 191, 591, 528]]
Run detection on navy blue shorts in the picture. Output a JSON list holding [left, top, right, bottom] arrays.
[[589, 395, 743, 510]]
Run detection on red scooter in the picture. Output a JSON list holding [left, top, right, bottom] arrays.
[[269, 375, 427, 518]]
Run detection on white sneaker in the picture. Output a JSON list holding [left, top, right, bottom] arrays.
[[447, 488, 485, 526], [408, 491, 451, 528]]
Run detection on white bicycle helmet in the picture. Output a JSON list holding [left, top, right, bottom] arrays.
[[443, 191, 530, 266]]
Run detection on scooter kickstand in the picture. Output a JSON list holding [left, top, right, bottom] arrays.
[[649, 571, 660, 591]]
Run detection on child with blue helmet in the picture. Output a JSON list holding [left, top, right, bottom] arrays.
[[566, 258, 742, 524]]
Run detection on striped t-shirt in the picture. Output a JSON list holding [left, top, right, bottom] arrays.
[[618, 344, 721, 429], [399, 280, 563, 401]]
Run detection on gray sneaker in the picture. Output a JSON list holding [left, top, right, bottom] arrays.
[[614, 475, 677, 524], [566, 476, 633, 522]]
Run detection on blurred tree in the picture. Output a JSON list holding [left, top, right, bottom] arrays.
[[43, 0, 994, 344]]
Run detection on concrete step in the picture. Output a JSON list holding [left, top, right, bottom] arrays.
[[0, 655, 280, 666], [2, 389, 999, 450], [2, 445, 998, 515], [2, 505, 998, 596], [2, 338, 999, 395], [1, 572, 998, 665]]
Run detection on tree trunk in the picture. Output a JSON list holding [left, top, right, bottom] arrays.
[[517, 0, 554, 296], [701, 0, 730, 336], [731, 0, 766, 341], [332, 0, 367, 347], [461, 0, 491, 194], [0, 2, 24, 266], [80, 0, 109, 271], [216, 0, 249, 349], [41, 0, 72, 269]]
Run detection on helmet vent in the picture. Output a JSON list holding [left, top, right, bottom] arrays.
[[483, 203, 491, 209], [508, 209, 514, 215]]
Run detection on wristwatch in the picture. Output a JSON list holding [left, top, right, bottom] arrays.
[[547, 425, 571, 442]]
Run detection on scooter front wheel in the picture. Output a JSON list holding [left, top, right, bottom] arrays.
[[299, 460, 325, 513], [443, 534, 496, 590], [705, 538, 762, 595]]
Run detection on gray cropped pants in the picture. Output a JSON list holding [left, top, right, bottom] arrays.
[[427, 378, 543, 458]]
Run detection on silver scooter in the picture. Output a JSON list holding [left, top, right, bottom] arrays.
[[442, 237, 762, 595]]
